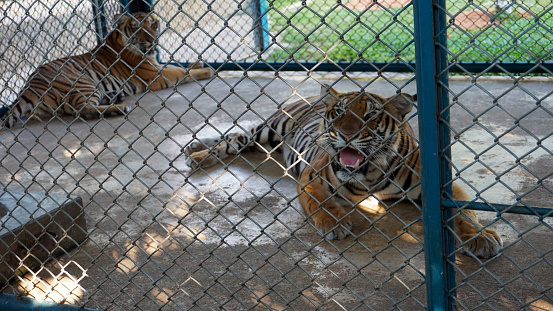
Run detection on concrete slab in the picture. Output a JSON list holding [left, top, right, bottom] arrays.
[[0, 190, 86, 283], [0, 72, 552, 310]]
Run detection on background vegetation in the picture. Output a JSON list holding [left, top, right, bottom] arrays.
[[264, 0, 553, 65]]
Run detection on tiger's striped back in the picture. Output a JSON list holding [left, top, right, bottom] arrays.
[[8, 53, 135, 121], [235, 98, 328, 176]]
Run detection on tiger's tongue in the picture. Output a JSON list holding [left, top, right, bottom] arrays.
[[339, 147, 365, 166]]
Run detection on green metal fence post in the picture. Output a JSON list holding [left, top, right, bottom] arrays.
[[251, 0, 269, 51], [90, 0, 108, 44], [122, 0, 152, 13], [413, 0, 455, 309]]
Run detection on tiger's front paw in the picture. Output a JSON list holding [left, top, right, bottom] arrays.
[[184, 139, 222, 169], [187, 138, 221, 153], [108, 104, 131, 116], [187, 61, 205, 70], [312, 211, 353, 241], [1, 115, 16, 130], [185, 149, 220, 169], [190, 67, 214, 80], [460, 228, 503, 258]]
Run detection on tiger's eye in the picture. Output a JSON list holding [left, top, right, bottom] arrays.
[[130, 19, 139, 29], [364, 111, 376, 121]]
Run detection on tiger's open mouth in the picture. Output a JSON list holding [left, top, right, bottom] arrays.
[[338, 147, 365, 170]]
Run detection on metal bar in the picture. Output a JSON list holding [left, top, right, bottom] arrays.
[[413, 0, 453, 310], [435, 0, 457, 302], [259, 0, 269, 50], [449, 62, 553, 74], [175, 61, 553, 73], [176, 62, 416, 72], [90, 0, 108, 44], [126, 0, 152, 13], [443, 200, 553, 217], [0, 293, 100, 311], [251, 0, 269, 51], [119, 0, 128, 12]]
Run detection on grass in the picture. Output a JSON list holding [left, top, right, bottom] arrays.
[[264, 0, 553, 65]]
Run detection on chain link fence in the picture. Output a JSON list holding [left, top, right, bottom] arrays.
[[0, 0, 552, 310], [438, 1, 553, 309]]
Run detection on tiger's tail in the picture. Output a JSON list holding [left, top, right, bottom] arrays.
[[0, 106, 10, 129]]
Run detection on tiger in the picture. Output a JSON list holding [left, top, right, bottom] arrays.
[[1, 12, 213, 129], [185, 85, 503, 258]]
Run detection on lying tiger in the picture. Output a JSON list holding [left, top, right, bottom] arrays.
[[1, 12, 213, 129], [185, 85, 503, 258]]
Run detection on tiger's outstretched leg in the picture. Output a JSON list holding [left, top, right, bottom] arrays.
[[184, 61, 213, 81], [185, 124, 273, 169], [99, 90, 127, 105], [147, 65, 213, 91], [79, 103, 130, 119], [297, 154, 353, 241], [187, 67, 214, 81], [185, 133, 242, 169], [452, 183, 503, 258]]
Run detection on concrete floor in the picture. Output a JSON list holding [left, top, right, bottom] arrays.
[[1, 72, 552, 310]]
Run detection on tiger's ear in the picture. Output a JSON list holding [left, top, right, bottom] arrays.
[[320, 84, 341, 107], [385, 93, 416, 120], [114, 14, 128, 27]]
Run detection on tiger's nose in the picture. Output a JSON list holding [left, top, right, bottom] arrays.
[[342, 133, 356, 140]]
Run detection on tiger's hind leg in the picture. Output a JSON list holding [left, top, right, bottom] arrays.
[[85, 103, 131, 118], [74, 89, 130, 119], [99, 90, 127, 105], [184, 133, 246, 169]]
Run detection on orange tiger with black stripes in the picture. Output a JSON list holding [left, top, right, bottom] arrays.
[[0, 12, 212, 129], [185, 85, 503, 258]]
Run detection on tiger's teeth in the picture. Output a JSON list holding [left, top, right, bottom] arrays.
[[339, 157, 361, 169]]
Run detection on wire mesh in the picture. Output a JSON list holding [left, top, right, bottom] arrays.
[[0, 0, 552, 310], [155, 0, 262, 63], [262, 0, 416, 64], [436, 1, 553, 310]]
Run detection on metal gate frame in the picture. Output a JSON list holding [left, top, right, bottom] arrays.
[[414, 1, 553, 310]]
